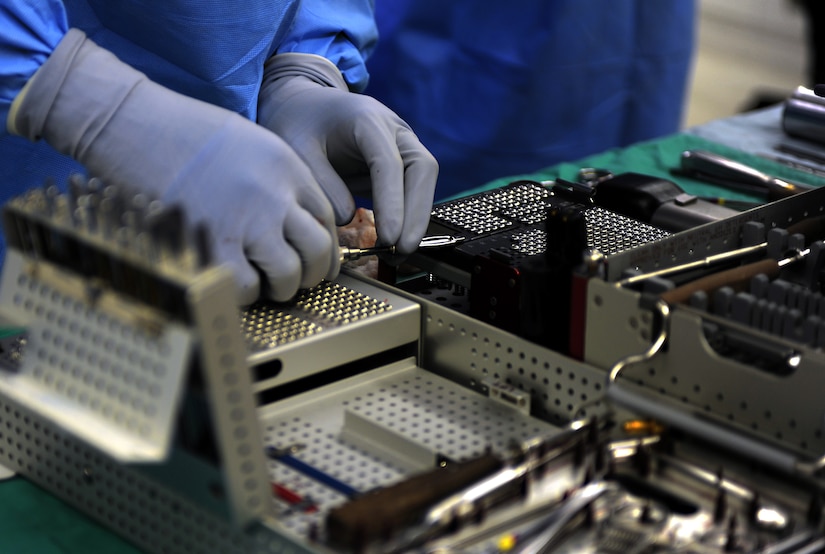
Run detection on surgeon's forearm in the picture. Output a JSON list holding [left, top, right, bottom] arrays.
[[275, 0, 377, 93], [1, 0, 69, 134]]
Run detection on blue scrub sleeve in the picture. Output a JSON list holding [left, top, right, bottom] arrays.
[[0, 0, 68, 133], [276, 0, 377, 92]]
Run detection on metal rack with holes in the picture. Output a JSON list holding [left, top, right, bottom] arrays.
[[584, 184, 825, 468], [0, 184, 599, 553], [4, 179, 825, 553]]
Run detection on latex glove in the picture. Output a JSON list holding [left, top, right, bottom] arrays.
[[9, 29, 339, 304], [257, 53, 438, 255]]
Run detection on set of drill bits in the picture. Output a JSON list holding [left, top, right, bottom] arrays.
[[2, 176, 208, 319]]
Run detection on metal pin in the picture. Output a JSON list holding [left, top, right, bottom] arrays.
[[68, 174, 87, 228], [618, 242, 769, 288], [142, 200, 166, 263], [22, 189, 47, 259], [43, 179, 59, 217], [130, 193, 149, 230], [144, 202, 185, 264], [164, 205, 186, 258], [194, 223, 212, 269], [99, 196, 117, 240], [86, 177, 103, 195], [78, 194, 100, 234], [129, 193, 152, 260], [83, 180, 104, 240]]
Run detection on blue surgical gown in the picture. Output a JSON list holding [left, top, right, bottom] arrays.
[[0, 0, 377, 266], [366, 1, 697, 199]]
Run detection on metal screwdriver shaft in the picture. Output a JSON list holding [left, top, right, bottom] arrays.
[[339, 244, 397, 262]]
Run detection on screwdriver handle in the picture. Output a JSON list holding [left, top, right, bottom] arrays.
[[680, 150, 812, 201], [325, 453, 503, 547], [681, 150, 771, 187]]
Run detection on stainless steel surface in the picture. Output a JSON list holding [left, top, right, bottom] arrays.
[[187, 262, 274, 527], [596, 281, 825, 463], [603, 184, 825, 281], [418, 235, 465, 248], [429, 180, 670, 255], [585, 187, 825, 460], [419, 295, 611, 426], [0, 249, 192, 462], [245, 273, 421, 390], [784, 86, 825, 147], [257, 361, 560, 543], [511, 481, 611, 554], [616, 241, 768, 287]]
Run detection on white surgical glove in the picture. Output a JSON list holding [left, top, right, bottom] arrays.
[[257, 53, 438, 255], [9, 29, 339, 304]]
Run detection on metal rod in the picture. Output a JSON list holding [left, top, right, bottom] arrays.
[[617, 242, 767, 287]]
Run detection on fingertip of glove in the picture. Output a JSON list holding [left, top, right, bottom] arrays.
[[396, 236, 421, 256], [333, 202, 357, 227], [228, 257, 263, 305], [325, 259, 341, 283], [260, 271, 302, 303], [236, 281, 261, 306], [266, 287, 298, 304]]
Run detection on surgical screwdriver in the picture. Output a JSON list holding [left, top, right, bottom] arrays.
[[339, 244, 397, 262], [658, 247, 810, 305], [339, 235, 464, 262]]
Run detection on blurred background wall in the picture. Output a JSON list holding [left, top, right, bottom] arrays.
[[686, 0, 808, 126]]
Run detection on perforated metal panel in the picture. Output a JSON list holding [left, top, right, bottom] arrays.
[[187, 265, 275, 528], [242, 281, 391, 351], [413, 298, 610, 426], [430, 181, 671, 255], [0, 392, 317, 554], [21, 180, 825, 551], [578, 187, 825, 462], [258, 361, 561, 542], [0, 250, 191, 461], [584, 207, 670, 255], [246, 274, 420, 391], [0, 252, 321, 553], [586, 276, 825, 460], [0, 184, 425, 554], [603, 183, 825, 281]]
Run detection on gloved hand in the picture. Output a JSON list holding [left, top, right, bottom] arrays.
[[257, 53, 438, 255], [9, 29, 339, 305]]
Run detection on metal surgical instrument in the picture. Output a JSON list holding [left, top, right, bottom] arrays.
[[339, 235, 464, 262]]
